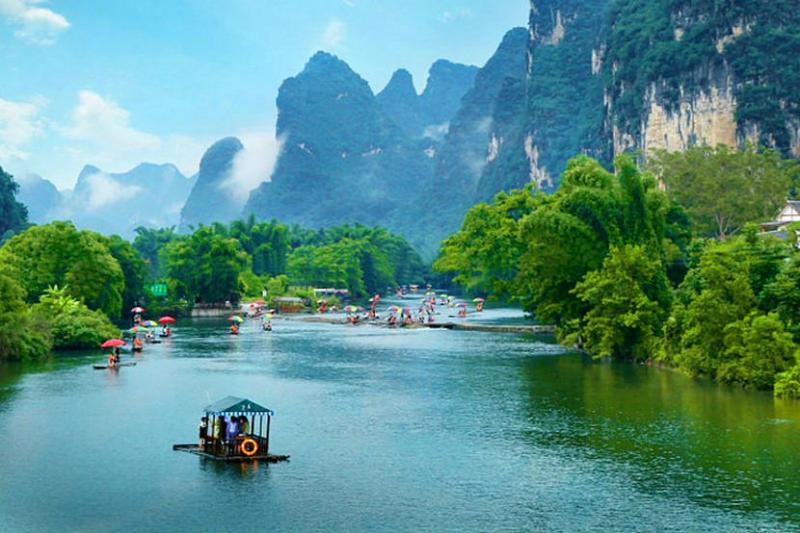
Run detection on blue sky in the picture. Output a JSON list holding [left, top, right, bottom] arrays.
[[0, 0, 528, 188]]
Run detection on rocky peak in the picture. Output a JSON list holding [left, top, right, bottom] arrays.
[[377, 69, 423, 137], [419, 60, 479, 128], [198, 137, 243, 176]]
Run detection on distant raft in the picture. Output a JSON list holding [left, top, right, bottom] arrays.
[[93, 361, 137, 370]]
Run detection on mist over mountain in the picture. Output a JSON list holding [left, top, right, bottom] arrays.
[[179, 136, 244, 231], [17, 162, 195, 238]]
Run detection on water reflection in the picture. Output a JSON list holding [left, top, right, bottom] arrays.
[[520, 355, 800, 522]]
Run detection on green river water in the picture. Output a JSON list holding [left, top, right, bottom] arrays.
[[0, 307, 798, 532]]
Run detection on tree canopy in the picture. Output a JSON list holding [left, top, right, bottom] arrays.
[[648, 145, 793, 239], [0, 222, 125, 317]]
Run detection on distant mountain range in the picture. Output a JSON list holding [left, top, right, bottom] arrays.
[[17, 0, 800, 257], [18, 162, 196, 238]]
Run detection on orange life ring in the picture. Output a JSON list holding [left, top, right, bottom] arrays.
[[241, 438, 259, 457]]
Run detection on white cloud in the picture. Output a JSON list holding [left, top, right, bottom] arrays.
[[55, 90, 209, 179], [81, 171, 143, 211], [0, 0, 70, 45], [441, 9, 472, 23], [0, 96, 44, 161], [61, 90, 161, 151], [321, 18, 346, 48], [221, 130, 283, 204]]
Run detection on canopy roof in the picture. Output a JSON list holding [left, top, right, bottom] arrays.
[[204, 396, 273, 415]]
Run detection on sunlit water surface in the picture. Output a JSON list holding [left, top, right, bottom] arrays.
[[1, 308, 798, 532]]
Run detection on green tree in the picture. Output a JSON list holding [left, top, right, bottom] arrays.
[[719, 312, 797, 390], [649, 145, 793, 239], [0, 166, 29, 242], [32, 285, 120, 350], [570, 245, 671, 361], [664, 235, 790, 382], [0, 222, 125, 317], [164, 226, 249, 303], [0, 268, 51, 361], [775, 361, 800, 399], [133, 226, 177, 279], [104, 235, 148, 314], [435, 186, 539, 300]]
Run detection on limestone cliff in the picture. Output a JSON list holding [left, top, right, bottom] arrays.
[[603, 0, 800, 158]]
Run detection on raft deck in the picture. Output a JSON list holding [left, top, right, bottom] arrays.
[[172, 444, 289, 463]]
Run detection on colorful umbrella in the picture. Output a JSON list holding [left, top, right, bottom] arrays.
[[458, 302, 468, 307], [386, 304, 401, 313], [344, 305, 357, 312], [141, 320, 158, 327], [472, 297, 485, 303], [131, 306, 145, 314], [158, 316, 176, 324], [229, 315, 244, 323], [101, 339, 126, 348], [128, 326, 149, 333]]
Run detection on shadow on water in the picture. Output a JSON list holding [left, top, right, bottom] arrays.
[[519, 353, 800, 524]]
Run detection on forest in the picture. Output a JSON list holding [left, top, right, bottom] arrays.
[[436, 145, 800, 398]]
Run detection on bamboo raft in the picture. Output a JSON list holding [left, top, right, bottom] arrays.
[[299, 315, 555, 335], [172, 444, 289, 463]]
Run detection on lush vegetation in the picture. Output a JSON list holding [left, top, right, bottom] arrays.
[[648, 145, 796, 238], [0, 221, 126, 318], [0, 166, 29, 242], [604, 0, 800, 152], [438, 151, 800, 397]]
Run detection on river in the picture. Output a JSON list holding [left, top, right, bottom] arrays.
[[0, 307, 798, 532]]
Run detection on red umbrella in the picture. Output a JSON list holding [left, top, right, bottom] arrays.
[[101, 339, 126, 348], [255, 299, 266, 305], [131, 306, 145, 314], [158, 316, 176, 324]]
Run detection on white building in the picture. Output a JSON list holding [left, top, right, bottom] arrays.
[[761, 200, 800, 243]]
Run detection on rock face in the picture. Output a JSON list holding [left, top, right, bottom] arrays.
[[603, 0, 800, 157], [479, 0, 611, 200], [180, 137, 244, 230]]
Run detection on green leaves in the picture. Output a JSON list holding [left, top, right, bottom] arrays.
[[165, 226, 249, 304], [570, 245, 670, 361], [649, 145, 793, 239], [0, 222, 125, 318]]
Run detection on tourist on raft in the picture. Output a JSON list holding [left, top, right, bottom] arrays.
[[199, 416, 208, 449], [226, 416, 240, 453], [107, 347, 120, 368]]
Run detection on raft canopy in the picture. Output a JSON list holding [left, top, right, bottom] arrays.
[[204, 396, 274, 415]]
